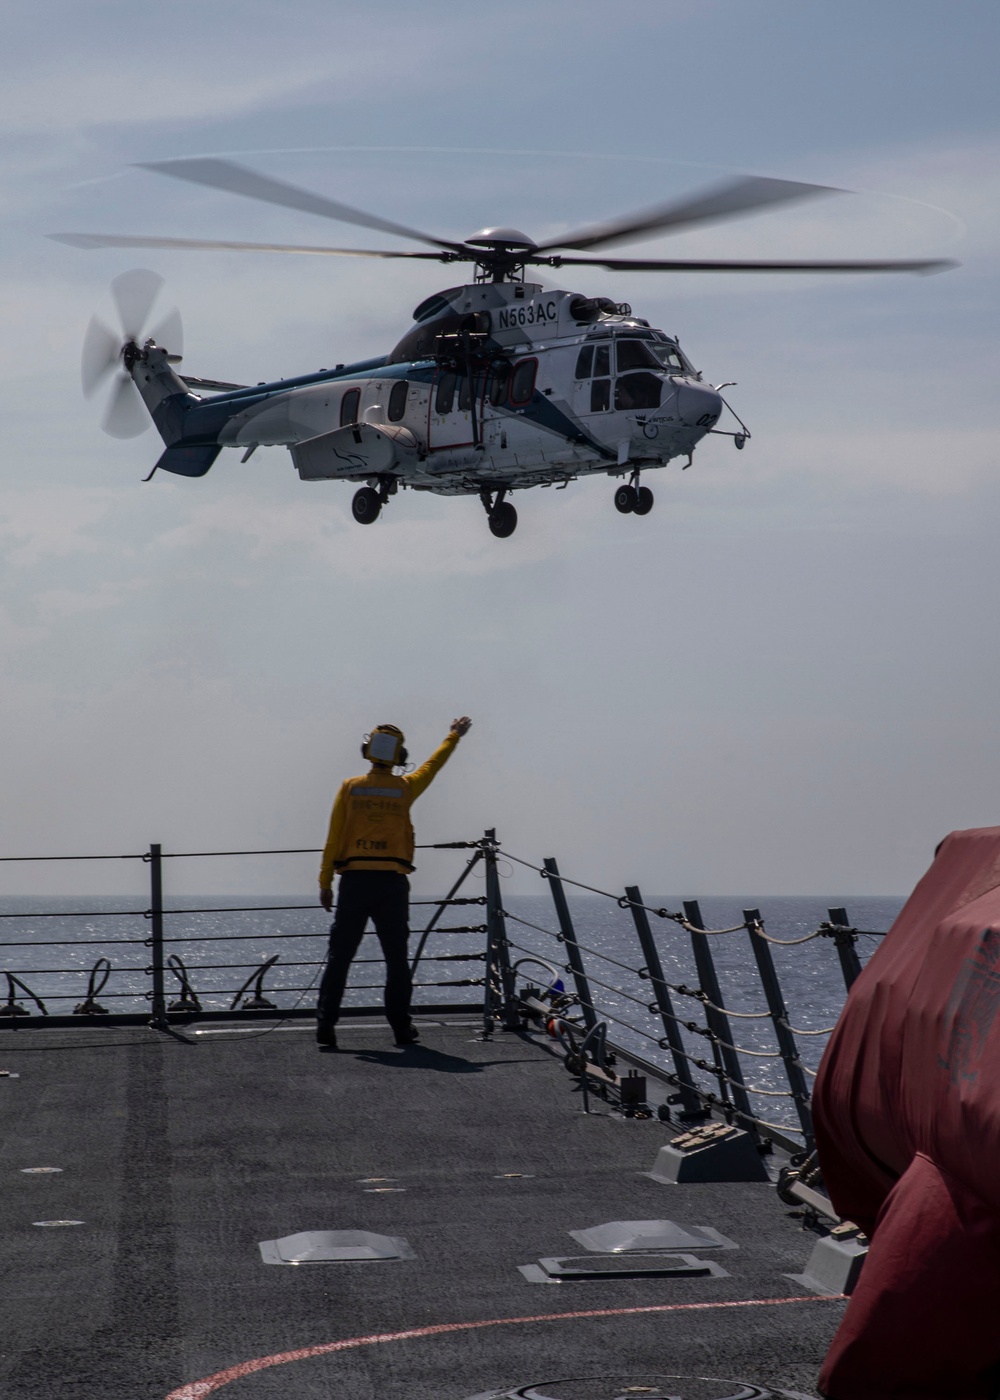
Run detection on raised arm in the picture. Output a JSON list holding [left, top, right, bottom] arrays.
[[406, 717, 472, 800]]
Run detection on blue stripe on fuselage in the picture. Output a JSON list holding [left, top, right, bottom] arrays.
[[202, 354, 395, 407], [174, 357, 434, 446]]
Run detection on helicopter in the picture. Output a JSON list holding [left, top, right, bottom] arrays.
[[53, 160, 952, 537]]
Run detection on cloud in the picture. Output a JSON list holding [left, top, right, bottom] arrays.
[[0, 487, 119, 566], [33, 578, 147, 621], [150, 486, 596, 578], [744, 428, 999, 498], [0, 601, 43, 655], [1, 6, 466, 136]]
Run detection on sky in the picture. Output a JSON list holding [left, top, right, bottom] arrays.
[[1, 0, 998, 899]]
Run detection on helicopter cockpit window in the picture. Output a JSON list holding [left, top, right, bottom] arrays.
[[387, 380, 408, 422], [616, 339, 661, 373], [509, 358, 537, 406], [435, 372, 456, 415], [593, 345, 611, 378], [614, 373, 662, 411], [575, 345, 594, 379], [648, 342, 686, 372], [340, 387, 361, 426]]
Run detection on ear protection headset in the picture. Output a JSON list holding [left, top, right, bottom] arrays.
[[362, 724, 408, 767]]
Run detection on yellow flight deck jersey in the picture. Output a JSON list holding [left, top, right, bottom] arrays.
[[319, 732, 460, 887]]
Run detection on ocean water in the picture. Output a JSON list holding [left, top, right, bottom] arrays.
[[0, 888, 901, 1137]]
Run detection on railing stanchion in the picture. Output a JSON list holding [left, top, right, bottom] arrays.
[[683, 900, 759, 1142], [625, 886, 705, 1120], [826, 906, 863, 992], [544, 858, 597, 1033], [483, 831, 518, 1035], [744, 908, 814, 1149], [148, 842, 167, 1030]]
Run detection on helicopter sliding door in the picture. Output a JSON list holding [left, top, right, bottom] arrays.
[[427, 368, 478, 452]]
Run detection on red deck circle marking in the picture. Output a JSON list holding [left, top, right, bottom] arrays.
[[164, 1294, 838, 1399]]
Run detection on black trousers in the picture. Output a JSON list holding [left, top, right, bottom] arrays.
[[317, 870, 412, 1031]]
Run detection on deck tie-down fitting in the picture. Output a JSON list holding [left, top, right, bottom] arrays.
[[0, 971, 47, 1017], [230, 954, 280, 1011], [166, 954, 202, 1013], [74, 957, 111, 1014]]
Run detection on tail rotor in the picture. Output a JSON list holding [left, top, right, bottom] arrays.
[[81, 269, 184, 439]]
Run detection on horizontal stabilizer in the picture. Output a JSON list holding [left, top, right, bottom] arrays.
[[291, 421, 418, 481], [154, 443, 222, 478], [182, 374, 248, 393]]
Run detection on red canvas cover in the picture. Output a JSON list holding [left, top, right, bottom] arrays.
[[817, 1153, 1000, 1399], [812, 826, 1000, 1395]]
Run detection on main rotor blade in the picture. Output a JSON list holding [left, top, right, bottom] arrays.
[[137, 158, 469, 255], [552, 254, 957, 274], [534, 176, 839, 253], [81, 315, 121, 398], [111, 267, 163, 340], [50, 232, 455, 260], [102, 375, 150, 439]]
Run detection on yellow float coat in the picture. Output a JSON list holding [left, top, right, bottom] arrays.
[[319, 732, 460, 887]]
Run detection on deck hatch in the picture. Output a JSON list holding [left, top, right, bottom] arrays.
[[518, 1253, 729, 1283], [569, 1220, 737, 1253], [259, 1229, 415, 1265], [539, 1253, 724, 1279]]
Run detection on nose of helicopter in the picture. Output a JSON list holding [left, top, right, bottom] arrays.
[[676, 381, 724, 429]]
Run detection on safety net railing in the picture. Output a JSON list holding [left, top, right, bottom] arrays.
[[482, 844, 892, 1154], [0, 838, 492, 1028], [0, 829, 892, 1151]]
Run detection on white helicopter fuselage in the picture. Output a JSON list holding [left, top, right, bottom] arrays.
[[156, 280, 728, 501]]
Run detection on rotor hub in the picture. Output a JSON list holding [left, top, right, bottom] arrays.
[[464, 227, 537, 252]]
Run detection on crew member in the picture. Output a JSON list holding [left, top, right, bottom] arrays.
[[316, 716, 472, 1048]]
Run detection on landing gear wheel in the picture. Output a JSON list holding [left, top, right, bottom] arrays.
[[633, 485, 654, 515], [352, 487, 382, 524], [488, 501, 518, 538], [614, 484, 637, 514]]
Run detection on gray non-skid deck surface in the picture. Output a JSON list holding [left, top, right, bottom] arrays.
[[0, 1021, 844, 1399]]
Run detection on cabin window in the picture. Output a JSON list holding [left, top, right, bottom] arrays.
[[435, 372, 456, 415], [458, 375, 474, 413], [614, 373, 662, 411], [590, 378, 611, 413], [387, 380, 408, 422], [340, 387, 360, 426], [488, 361, 510, 406], [574, 346, 594, 379], [616, 339, 660, 373], [509, 358, 537, 406], [593, 344, 611, 378]]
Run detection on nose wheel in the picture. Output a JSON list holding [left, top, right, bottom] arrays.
[[614, 477, 654, 516], [481, 487, 518, 538]]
